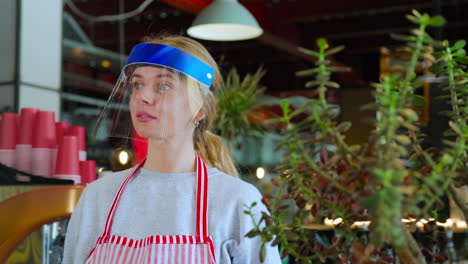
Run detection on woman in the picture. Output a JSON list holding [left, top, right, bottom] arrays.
[[62, 35, 281, 264]]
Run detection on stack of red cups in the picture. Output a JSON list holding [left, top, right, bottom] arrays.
[[0, 108, 97, 184]]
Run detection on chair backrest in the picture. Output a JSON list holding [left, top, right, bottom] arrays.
[[0, 185, 84, 262]]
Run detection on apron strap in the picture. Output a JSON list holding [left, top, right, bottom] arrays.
[[100, 154, 209, 238], [101, 159, 145, 237], [195, 154, 209, 238]]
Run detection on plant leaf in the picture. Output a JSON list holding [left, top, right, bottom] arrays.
[[427, 16, 446, 27], [324, 46, 345, 56], [296, 68, 320, 77], [454, 49, 466, 58], [452, 40, 466, 51], [298, 47, 320, 57], [260, 243, 266, 262], [317, 38, 329, 50], [336, 121, 352, 133], [449, 121, 462, 134], [409, 94, 426, 107], [406, 14, 419, 24]]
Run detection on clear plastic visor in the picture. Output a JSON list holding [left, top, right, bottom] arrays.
[[94, 63, 210, 143]]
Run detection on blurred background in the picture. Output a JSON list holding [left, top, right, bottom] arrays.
[[2, 0, 468, 176], [1, 0, 467, 263]]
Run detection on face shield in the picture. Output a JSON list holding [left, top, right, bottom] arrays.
[[94, 43, 214, 143]]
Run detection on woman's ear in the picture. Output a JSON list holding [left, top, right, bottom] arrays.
[[195, 111, 206, 122]]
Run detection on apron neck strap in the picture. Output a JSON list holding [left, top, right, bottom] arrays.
[[100, 153, 209, 238], [195, 154, 209, 237]]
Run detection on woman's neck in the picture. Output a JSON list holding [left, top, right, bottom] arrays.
[[142, 136, 197, 173]]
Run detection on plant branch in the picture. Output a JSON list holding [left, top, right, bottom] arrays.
[[448, 184, 468, 223], [395, 226, 427, 264]]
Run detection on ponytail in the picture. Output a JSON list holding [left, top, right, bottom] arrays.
[[194, 130, 239, 177]]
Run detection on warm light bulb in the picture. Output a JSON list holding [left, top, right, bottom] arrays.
[[118, 150, 129, 165], [443, 219, 454, 228], [256, 167, 265, 179], [324, 218, 334, 226], [333, 218, 343, 225], [72, 47, 83, 56], [101, 60, 111, 68], [416, 221, 424, 229]]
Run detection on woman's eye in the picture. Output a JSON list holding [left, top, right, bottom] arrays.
[[158, 83, 171, 92], [131, 83, 143, 90]]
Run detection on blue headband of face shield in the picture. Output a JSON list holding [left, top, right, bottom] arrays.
[[124, 43, 215, 88]]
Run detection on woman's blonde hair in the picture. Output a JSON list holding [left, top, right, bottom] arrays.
[[142, 34, 239, 177]]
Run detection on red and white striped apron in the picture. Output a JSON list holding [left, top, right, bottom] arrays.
[[86, 154, 216, 264]]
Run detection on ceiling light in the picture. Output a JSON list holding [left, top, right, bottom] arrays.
[[187, 0, 263, 41]]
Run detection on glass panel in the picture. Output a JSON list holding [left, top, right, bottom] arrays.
[[5, 219, 69, 264]]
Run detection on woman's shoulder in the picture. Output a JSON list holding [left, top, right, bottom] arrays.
[[82, 167, 135, 198], [209, 169, 263, 202]]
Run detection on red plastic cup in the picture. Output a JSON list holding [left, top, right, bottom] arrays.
[[56, 121, 70, 147], [31, 111, 57, 177], [80, 160, 96, 184], [16, 108, 39, 181], [68, 126, 86, 161], [33, 111, 56, 148], [0, 113, 19, 150], [18, 108, 39, 145], [55, 135, 80, 184], [0, 113, 19, 168]]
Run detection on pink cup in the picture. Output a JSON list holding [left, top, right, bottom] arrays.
[[80, 160, 97, 184], [55, 136, 80, 184], [56, 121, 70, 147], [16, 108, 39, 181], [0, 113, 19, 168], [33, 111, 56, 149], [68, 126, 86, 161], [0, 113, 18, 149], [18, 108, 39, 145], [31, 111, 56, 177]]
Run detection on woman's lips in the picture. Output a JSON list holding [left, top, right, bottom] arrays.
[[136, 111, 156, 122]]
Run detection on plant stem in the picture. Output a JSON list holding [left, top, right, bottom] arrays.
[[445, 49, 462, 124], [448, 184, 468, 224], [395, 226, 427, 264], [401, 23, 427, 106]]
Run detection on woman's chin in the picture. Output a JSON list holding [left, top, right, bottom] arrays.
[[134, 129, 167, 141], [133, 128, 151, 139]]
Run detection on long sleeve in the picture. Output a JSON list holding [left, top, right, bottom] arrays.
[[62, 183, 106, 264], [231, 188, 282, 264], [62, 169, 128, 264], [62, 186, 88, 264]]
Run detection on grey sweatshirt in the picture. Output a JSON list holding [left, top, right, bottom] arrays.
[[62, 167, 282, 264]]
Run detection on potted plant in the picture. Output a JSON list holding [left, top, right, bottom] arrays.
[[242, 10, 468, 264], [213, 66, 267, 145]]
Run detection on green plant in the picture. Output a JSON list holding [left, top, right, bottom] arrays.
[[213, 66, 267, 144], [244, 10, 467, 264]]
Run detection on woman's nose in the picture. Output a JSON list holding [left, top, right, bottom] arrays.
[[135, 86, 155, 104]]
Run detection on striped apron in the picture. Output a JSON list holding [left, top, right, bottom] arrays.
[[86, 155, 216, 264]]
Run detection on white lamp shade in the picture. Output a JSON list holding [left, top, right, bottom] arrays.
[[187, 0, 263, 41]]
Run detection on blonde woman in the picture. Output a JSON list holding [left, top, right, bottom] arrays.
[[62, 35, 281, 264]]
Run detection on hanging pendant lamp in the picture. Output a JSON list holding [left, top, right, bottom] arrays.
[[187, 0, 263, 41]]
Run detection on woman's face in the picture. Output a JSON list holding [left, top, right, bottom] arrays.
[[129, 66, 196, 141]]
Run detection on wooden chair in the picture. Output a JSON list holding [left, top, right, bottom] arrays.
[[0, 185, 84, 262]]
